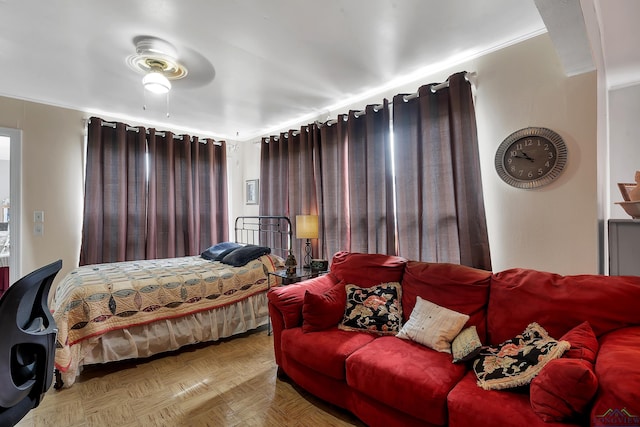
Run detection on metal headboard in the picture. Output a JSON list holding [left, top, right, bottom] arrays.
[[234, 216, 292, 260]]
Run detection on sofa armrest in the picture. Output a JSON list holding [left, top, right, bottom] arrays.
[[267, 273, 339, 329], [590, 326, 640, 426], [267, 273, 339, 367]]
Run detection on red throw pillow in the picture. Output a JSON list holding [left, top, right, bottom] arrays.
[[560, 321, 599, 363], [302, 282, 346, 333], [530, 358, 598, 422]]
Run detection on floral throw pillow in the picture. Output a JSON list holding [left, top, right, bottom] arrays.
[[338, 282, 402, 335], [473, 322, 570, 391]]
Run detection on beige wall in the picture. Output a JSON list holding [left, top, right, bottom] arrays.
[[474, 36, 597, 274], [236, 34, 599, 274], [0, 98, 85, 283], [1, 33, 599, 285]]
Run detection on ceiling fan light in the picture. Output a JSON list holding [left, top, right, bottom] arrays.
[[142, 71, 171, 94]]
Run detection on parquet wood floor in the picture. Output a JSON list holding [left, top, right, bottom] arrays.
[[15, 326, 365, 427]]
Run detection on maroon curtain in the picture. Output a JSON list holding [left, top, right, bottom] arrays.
[[317, 116, 350, 259], [259, 135, 289, 217], [259, 105, 395, 261], [393, 72, 491, 269], [197, 139, 229, 252], [316, 103, 395, 259], [80, 118, 146, 265], [288, 125, 320, 261], [345, 101, 395, 254], [147, 132, 228, 259], [81, 118, 228, 265], [259, 128, 320, 260]]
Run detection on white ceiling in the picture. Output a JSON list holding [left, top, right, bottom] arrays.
[[0, 1, 636, 142]]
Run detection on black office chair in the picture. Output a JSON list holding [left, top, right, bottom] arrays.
[[0, 260, 62, 427]]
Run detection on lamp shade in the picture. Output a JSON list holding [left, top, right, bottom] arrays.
[[296, 215, 318, 239], [143, 71, 171, 94]]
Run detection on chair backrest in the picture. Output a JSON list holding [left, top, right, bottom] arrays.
[[0, 260, 62, 426]]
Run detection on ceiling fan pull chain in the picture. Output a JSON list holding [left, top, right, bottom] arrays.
[[142, 85, 147, 111]]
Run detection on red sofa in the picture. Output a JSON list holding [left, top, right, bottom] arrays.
[[267, 251, 640, 427]]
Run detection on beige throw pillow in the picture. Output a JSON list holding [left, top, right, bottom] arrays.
[[396, 296, 469, 353]]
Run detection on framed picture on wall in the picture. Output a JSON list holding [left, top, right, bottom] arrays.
[[246, 179, 259, 205]]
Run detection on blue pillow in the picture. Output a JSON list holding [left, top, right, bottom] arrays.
[[221, 245, 271, 267], [201, 242, 242, 261]]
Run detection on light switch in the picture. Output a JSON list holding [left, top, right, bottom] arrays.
[[34, 223, 44, 236], [34, 210, 44, 222]]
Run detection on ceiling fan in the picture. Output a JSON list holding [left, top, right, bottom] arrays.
[[127, 36, 188, 94]]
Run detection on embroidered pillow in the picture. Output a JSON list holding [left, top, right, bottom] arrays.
[[473, 322, 570, 390], [396, 296, 469, 353], [338, 282, 402, 335], [452, 325, 483, 363]]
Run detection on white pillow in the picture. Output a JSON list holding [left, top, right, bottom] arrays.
[[396, 296, 469, 353]]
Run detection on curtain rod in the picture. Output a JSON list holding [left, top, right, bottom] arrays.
[[325, 72, 473, 123], [403, 71, 473, 102], [260, 71, 474, 142], [92, 119, 223, 145]]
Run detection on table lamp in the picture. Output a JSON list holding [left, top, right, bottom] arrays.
[[296, 215, 318, 269]]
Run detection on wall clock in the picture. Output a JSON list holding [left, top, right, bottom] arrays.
[[494, 127, 567, 189]]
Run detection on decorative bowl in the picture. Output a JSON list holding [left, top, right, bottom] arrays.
[[615, 201, 640, 219]]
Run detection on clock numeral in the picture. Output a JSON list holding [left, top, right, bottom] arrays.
[[538, 168, 544, 176], [548, 152, 554, 159]]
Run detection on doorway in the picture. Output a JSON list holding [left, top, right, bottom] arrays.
[[0, 127, 21, 288]]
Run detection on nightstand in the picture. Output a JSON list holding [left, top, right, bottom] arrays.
[[266, 268, 329, 335], [268, 268, 327, 287]]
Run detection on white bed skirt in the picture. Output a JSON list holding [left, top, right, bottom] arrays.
[[58, 292, 269, 387]]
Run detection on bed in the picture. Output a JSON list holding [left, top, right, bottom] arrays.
[[52, 216, 291, 388]]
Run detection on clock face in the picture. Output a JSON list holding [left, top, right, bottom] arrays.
[[495, 128, 567, 189]]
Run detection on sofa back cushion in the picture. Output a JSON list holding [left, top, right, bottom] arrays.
[[329, 251, 407, 287], [487, 268, 640, 344], [401, 261, 492, 341]]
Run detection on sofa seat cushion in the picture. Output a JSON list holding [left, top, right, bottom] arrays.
[[346, 336, 467, 425], [281, 327, 375, 381], [590, 326, 640, 426], [448, 371, 582, 427]]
